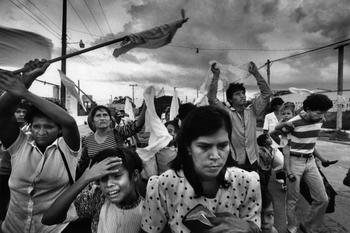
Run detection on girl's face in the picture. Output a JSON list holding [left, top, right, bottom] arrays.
[[188, 127, 230, 181], [99, 166, 137, 205], [93, 109, 111, 129], [261, 203, 274, 232], [281, 109, 293, 121], [166, 124, 177, 138]]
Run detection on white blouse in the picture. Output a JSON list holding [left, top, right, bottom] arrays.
[[142, 167, 261, 233]]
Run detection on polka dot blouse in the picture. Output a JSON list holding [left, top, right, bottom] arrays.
[[141, 167, 261, 233]]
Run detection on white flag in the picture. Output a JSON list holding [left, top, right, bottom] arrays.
[[58, 70, 86, 112]]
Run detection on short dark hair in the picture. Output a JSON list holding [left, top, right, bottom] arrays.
[[257, 134, 269, 147], [280, 102, 295, 113], [25, 100, 65, 125], [87, 105, 112, 131], [177, 103, 196, 121], [165, 120, 179, 132], [303, 94, 333, 112], [171, 105, 234, 197], [270, 97, 284, 111], [226, 83, 245, 102], [16, 99, 31, 111], [90, 147, 143, 178]]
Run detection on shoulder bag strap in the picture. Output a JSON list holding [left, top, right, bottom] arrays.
[[58, 145, 74, 185]]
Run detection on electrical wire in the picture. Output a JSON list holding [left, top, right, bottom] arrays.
[[68, 27, 100, 37], [270, 38, 350, 63], [97, 0, 112, 34], [14, 0, 62, 39], [8, 0, 61, 40], [82, 0, 104, 35], [67, 0, 95, 40], [168, 44, 312, 52]]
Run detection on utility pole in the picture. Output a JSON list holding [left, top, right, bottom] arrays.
[[334, 43, 349, 130], [61, 0, 67, 107], [77, 80, 80, 114], [129, 84, 137, 103], [266, 59, 271, 85], [196, 87, 199, 98]]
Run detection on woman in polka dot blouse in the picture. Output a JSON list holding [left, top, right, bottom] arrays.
[[141, 106, 262, 233]]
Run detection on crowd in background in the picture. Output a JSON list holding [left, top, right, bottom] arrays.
[[0, 59, 348, 233]]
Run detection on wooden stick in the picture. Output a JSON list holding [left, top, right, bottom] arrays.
[[13, 36, 127, 74]]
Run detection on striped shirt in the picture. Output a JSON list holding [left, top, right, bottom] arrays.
[[84, 121, 141, 158], [287, 112, 323, 154]]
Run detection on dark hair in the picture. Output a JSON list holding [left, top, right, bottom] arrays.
[[87, 105, 112, 132], [257, 134, 269, 147], [270, 97, 284, 112], [16, 99, 31, 111], [165, 120, 179, 132], [25, 100, 65, 125], [177, 103, 196, 121], [280, 102, 295, 113], [261, 189, 274, 209], [226, 83, 245, 103], [303, 94, 333, 112], [170, 105, 234, 197], [90, 148, 143, 178]]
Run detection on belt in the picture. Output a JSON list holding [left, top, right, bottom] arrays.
[[290, 152, 313, 158]]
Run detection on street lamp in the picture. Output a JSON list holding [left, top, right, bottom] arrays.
[[67, 39, 85, 48]]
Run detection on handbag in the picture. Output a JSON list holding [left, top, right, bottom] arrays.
[[182, 204, 215, 232], [57, 146, 92, 233]]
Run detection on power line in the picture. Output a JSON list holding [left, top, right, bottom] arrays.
[[25, 0, 72, 40], [97, 0, 112, 34], [8, 0, 61, 40], [67, 0, 95, 40], [82, 0, 104, 35], [168, 44, 312, 52], [270, 38, 350, 63], [26, 0, 61, 32], [14, 0, 62, 39], [68, 27, 100, 37]]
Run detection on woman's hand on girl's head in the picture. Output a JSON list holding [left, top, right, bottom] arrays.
[[82, 157, 122, 183]]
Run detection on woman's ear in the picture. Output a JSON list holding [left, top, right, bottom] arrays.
[[132, 169, 141, 182]]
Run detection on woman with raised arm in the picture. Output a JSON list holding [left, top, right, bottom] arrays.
[[0, 60, 80, 233]]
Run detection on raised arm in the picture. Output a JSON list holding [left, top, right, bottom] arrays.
[[249, 62, 272, 116], [0, 60, 49, 147], [135, 101, 146, 129], [42, 156, 121, 225], [207, 64, 227, 110], [0, 69, 80, 150]]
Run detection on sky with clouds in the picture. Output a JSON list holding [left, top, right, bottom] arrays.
[[1, 0, 349, 105]]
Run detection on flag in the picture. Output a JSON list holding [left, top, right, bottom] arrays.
[[113, 17, 188, 57], [288, 87, 314, 95], [124, 97, 135, 121], [169, 88, 179, 120], [58, 70, 86, 112], [137, 86, 172, 177], [156, 87, 165, 98], [0, 26, 52, 67]]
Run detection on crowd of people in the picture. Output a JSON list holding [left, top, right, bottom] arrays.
[[0, 59, 347, 233]]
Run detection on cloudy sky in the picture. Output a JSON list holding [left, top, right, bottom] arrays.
[[1, 0, 350, 105]]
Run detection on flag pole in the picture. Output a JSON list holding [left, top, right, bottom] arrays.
[[13, 36, 127, 74]]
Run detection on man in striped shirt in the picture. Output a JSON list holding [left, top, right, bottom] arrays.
[[276, 94, 333, 233]]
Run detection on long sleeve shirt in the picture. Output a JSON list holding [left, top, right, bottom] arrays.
[[208, 71, 272, 165]]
